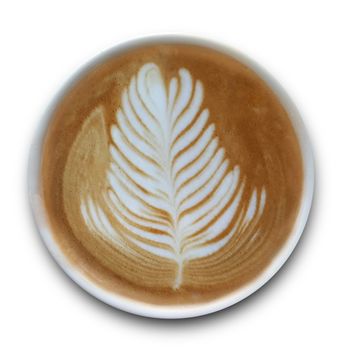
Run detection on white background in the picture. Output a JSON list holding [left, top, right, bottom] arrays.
[[1, 0, 349, 348]]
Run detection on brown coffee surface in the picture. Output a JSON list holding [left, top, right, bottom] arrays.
[[40, 43, 303, 305]]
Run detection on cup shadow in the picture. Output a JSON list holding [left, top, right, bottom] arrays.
[[26, 156, 318, 330]]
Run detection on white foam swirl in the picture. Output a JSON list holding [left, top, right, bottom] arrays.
[[80, 63, 266, 289]]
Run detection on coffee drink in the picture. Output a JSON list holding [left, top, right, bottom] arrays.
[[38, 41, 304, 306]]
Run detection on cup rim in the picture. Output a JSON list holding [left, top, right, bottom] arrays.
[[28, 34, 315, 319]]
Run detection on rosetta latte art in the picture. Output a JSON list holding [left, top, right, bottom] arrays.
[[79, 63, 266, 289]]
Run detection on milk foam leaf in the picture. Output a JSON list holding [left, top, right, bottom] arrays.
[[80, 63, 266, 289]]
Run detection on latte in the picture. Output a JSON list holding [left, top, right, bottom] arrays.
[[37, 41, 305, 307]]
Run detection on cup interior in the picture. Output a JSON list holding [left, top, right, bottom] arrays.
[[28, 34, 314, 319]]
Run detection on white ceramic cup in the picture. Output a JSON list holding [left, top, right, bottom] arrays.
[[28, 35, 314, 319]]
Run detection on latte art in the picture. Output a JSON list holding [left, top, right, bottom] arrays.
[[39, 43, 304, 306], [78, 63, 267, 289]]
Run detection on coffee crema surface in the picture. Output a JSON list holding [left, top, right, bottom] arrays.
[[41, 43, 303, 305]]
